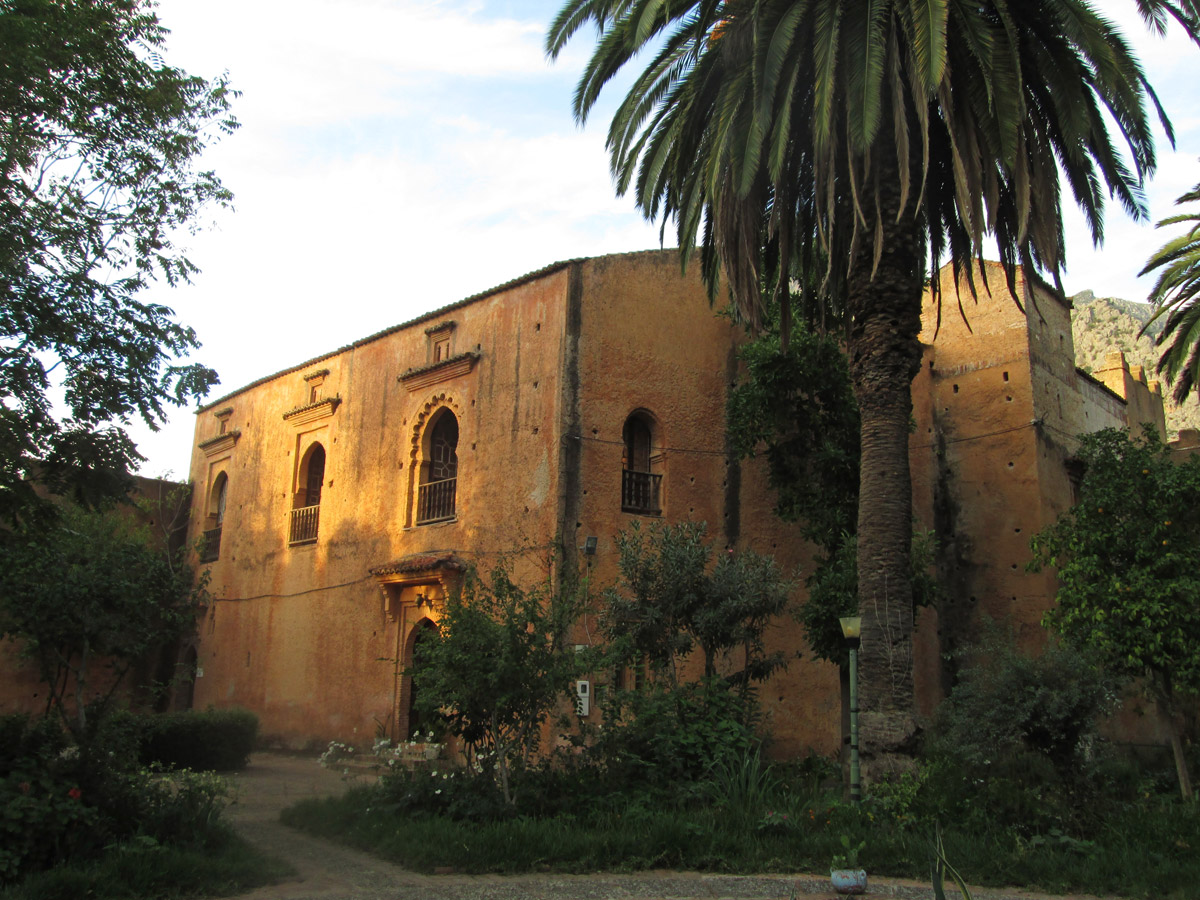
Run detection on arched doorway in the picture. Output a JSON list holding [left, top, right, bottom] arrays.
[[406, 618, 440, 739]]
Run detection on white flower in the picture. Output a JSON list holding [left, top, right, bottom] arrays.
[[435, 788, 442, 794]]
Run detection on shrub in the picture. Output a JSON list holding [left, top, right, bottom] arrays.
[[932, 629, 1118, 774], [373, 766, 513, 822], [580, 679, 758, 797], [920, 629, 1122, 834], [138, 708, 259, 772], [0, 712, 235, 886], [0, 716, 96, 884]]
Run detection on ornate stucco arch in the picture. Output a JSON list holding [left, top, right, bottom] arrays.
[[404, 392, 464, 527]]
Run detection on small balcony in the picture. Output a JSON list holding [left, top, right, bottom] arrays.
[[416, 477, 457, 525], [289, 504, 320, 545], [622, 470, 662, 515], [199, 527, 222, 562]]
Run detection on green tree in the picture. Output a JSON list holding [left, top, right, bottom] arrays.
[[547, 0, 1200, 769], [1141, 170, 1200, 402], [1030, 426, 1200, 799], [409, 565, 583, 805], [1, 0, 237, 523], [726, 310, 936, 667], [0, 501, 206, 740], [727, 323, 859, 552], [602, 521, 793, 689]]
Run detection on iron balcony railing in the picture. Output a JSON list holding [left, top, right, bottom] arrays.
[[416, 477, 457, 524], [289, 504, 320, 545], [200, 527, 222, 562], [622, 470, 662, 515]]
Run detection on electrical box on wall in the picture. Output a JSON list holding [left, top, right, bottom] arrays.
[[575, 680, 590, 717]]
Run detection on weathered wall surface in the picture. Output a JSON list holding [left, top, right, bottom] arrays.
[[911, 262, 1166, 723], [188, 265, 576, 748], [182, 252, 1172, 758], [565, 251, 835, 760], [187, 250, 831, 755]]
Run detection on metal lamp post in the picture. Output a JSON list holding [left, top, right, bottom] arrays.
[[839, 615, 862, 804]]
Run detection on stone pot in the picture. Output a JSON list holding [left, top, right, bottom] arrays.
[[830, 868, 868, 894]]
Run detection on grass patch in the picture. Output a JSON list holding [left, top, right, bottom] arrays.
[[0, 826, 293, 900], [282, 784, 1200, 898]]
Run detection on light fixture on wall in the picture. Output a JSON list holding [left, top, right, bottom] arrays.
[[583, 536, 598, 556]]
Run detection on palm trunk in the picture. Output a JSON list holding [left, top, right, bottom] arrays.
[[845, 164, 924, 779]]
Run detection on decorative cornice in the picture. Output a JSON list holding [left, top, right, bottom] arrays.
[[424, 320, 456, 336], [303, 368, 330, 382], [399, 352, 479, 392], [199, 431, 240, 456], [212, 407, 233, 419], [282, 395, 341, 425], [370, 552, 468, 579]]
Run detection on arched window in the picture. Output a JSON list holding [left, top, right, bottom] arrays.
[[417, 411, 458, 524], [201, 473, 228, 562], [622, 411, 662, 515], [290, 443, 325, 544], [215, 477, 228, 527]]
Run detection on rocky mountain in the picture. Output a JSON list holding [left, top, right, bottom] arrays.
[[1069, 290, 1200, 439]]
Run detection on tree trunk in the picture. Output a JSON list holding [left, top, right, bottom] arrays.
[[845, 162, 925, 781], [1154, 677, 1195, 801]]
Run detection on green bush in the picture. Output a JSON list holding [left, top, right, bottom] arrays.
[[918, 630, 1124, 835], [373, 767, 514, 822], [0, 713, 236, 887], [138, 708, 259, 772], [580, 680, 758, 797], [0, 715, 96, 884]]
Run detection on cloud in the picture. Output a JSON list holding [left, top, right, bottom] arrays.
[[125, 0, 1200, 476]]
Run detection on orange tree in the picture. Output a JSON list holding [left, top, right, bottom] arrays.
[[547, 0, 1200, 772], [1030, 427, 1200, 800]]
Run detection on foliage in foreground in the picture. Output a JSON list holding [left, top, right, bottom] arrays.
[[284, 768, 1200, 897], [0, 503, 207, 740], [602, 521, 794, 687], [0, 826, 289, 900], [0, 712, 268, 890], [1031, 426, 1200, 798], [410, 528, 796, 807], [1, 0, 238, 524], [287, 627, 1200, 898], [1141, 169, 1200, 403], [409, 562, 585, 804], [137, 708, 259, 773]]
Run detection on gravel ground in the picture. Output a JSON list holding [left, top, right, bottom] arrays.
[[221, 753, 1112, 900]]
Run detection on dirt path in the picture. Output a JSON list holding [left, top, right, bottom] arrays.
[[221, 753, 1106, 900]]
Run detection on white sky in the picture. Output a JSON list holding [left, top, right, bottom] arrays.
[[127, 0, 1200, 477]]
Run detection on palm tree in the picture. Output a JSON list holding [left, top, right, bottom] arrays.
[[1141, 174, 1200, 402], [548, 1, 1200, 772]]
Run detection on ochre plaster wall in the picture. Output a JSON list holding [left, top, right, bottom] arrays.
[[565, 252, 835, 760], [188, 265, 576, 748], [188, 250, 830, 755], [911, 262, 1167, 724], [184, 252, 1170, 758]]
